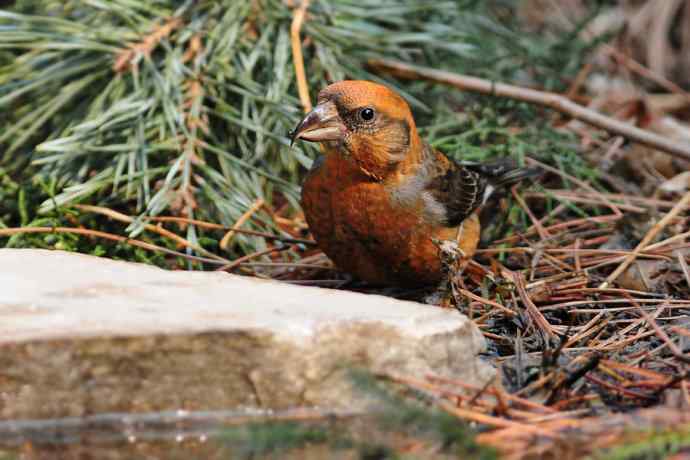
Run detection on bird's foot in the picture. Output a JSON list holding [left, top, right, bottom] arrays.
[[432, 238, 468, 275], [428, 238, 471, 308]]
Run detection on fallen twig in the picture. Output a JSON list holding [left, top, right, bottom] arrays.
[[511, 271, 559, 338], [0, 226, 224, 265], [637, 306, 690, 364], [217, 246, 291, 272], [369, 59, 690, 162], [219, 198, 265, 250], [600, 189, 690, 288], [148, 216, 317, 246], [290, 0, 312, 113], [75, 204, 230, 264]]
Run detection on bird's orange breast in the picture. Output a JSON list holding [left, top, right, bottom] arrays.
[[301, 154, 479, 286]]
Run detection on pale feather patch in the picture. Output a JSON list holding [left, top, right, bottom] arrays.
[[387, 175, 448, 225], [481, 184, 495, 205], [421, 191, 448, 225]]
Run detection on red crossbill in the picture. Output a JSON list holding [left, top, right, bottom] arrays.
[[291, 80, 537, 286]]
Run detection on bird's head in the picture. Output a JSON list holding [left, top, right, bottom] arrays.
[[290, 80, 421, 181]]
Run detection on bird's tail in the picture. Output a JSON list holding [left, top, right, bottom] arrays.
[[461, 159, 541, 206], [491, 166, 542, 188], [462, 159, 541, 188]]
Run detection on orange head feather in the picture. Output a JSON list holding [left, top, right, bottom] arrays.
[[291, 80, 422, 180]]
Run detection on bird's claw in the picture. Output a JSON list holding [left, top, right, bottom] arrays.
[[434, 239, 466, 263]]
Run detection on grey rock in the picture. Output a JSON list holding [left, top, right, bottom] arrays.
[[0, 249, 493, 419]]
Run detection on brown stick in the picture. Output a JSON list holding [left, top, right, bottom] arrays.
[[0, 226, 224, 265], [75, 204, 229, 263], [217, 246, 289, 272], [526, 157, 622, 217], [637, 307, 690, 364], [458, 288, 517, 317], [385, 374, 556, 437], [676, 250, 690, 288], [147, 216, 317, 246], [512, 271, 558, 338], [512, 187, 551, 240], [290, 0, 312, 113], [600, 190, 690, 288], [438, 400, 555, 437], [368, 59, 690, 162], [219, 198, 265, 250], [604, 45, 690, 103]]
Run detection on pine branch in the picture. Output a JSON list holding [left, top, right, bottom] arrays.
[[0, 0, 609, 260]]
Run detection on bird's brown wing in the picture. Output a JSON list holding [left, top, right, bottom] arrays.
[[424, 147, 487, 228], [424, 146, 540, 228]]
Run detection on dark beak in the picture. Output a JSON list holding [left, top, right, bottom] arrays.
[[289, 100, 346, 147]]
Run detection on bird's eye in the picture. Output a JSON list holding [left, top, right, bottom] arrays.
[[359, 107, 375, 121]]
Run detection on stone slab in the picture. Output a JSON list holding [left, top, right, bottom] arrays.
[[0, 249, 493, 419]]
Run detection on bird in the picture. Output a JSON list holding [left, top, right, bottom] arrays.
[[290, 80, 537, 286]]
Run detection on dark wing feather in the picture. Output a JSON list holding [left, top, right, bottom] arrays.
[[425, 150, 487, 228], [424, 147, 540, 228], [459, 159, 541, 187]]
